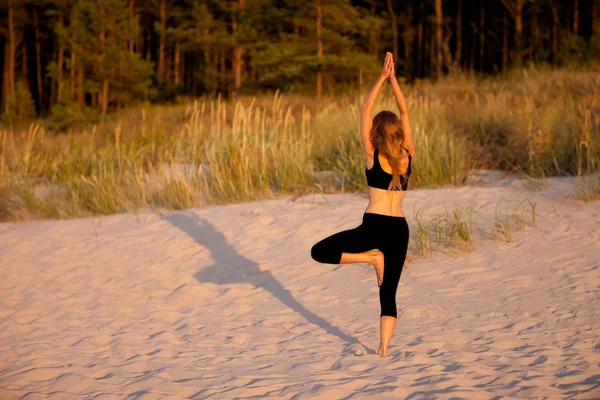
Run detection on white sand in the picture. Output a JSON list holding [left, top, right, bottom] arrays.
[[1, 176, 599, 399]]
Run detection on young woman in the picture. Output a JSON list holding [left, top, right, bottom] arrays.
[[310, 52, 415, 358]]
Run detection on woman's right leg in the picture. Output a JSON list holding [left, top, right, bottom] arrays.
[[378, 316, 397, 357], [311, 224, 371, 264], [311, 223, 383, 285]]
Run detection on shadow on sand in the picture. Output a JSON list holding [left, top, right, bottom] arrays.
[[165, 211, 373, 355]]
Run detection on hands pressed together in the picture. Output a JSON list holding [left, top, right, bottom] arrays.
[[380, 51, 397, 81]]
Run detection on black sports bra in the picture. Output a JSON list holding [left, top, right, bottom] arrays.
[[365, 147, 412, 191]]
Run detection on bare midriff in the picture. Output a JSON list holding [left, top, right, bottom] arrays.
[[364, 187, 407, 217]]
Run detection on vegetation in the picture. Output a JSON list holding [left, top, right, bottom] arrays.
[[491, 199, 537, 242], [572, 175, 600, 203], [1, 68, 599, 221], [410, 203, 474, 257], [2, 0, 600, 121], [409, 197, 537, 260]]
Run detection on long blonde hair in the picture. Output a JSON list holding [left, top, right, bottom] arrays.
[[370, 110, 409, 191]]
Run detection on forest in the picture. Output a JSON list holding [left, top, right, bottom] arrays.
[[1, 0, 600, 121], [1, 0, 600, 221]]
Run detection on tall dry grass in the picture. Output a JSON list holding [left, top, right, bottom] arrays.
[[1, 68, 599, 221]]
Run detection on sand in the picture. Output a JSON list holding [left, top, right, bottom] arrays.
[[1, 176, 599, 399]]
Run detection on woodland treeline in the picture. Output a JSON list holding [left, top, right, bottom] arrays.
[[1, 0, 600, 121]]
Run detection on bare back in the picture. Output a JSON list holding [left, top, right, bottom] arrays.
[[364, 151, 408, 217]]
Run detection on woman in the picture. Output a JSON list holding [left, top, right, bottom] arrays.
[[311, 52, 415, 358]]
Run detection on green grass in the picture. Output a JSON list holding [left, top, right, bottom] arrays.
[[408, 198, 538, 259], [412, 207, 432, 256], [1, 68, 599, 221], [410, 204, 475, 256], [517, 165, 549, 191], [491, 199, 537, 242], [573, 174, 600, 202]]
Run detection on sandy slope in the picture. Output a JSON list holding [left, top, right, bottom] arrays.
[[0, 176, 599, 399]]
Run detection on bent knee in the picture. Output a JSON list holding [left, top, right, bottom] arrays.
[[311, 242, 339, 264], [310, 244, 321, 262], [311, 243, 326, 263]]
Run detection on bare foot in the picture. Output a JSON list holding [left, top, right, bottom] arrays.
[[372, 251, 384, 287], [377, 345, 389, 358]]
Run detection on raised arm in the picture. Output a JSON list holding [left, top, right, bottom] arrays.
[[360, 52, 393, 157], [388, 60, 416, 158]]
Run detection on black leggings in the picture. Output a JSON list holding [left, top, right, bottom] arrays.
[[310, 213, 409, 318]]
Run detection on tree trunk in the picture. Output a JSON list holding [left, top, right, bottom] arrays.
[[100, 9, 107, 115], [7, 0, 16, 101], [502, 10, 508, 72], [232, 0, 246, 98], [479, 0, 485, 70], [57, 12, 65, 102], [77, 68, 84, 106], [515, 0, 523, 69], [233, 46, 244, 97], [387, 0, 398, 63], [427, 23, 433, 76], [594, 0, 600, 35], [417, 2, 424, 77], [174, 44, 180, 85], [180, 50, 185, 88], [403, 3, 413, 78], [551, 3, 559, 62], [101, 78, 108, 116], [368, 1, 376, 55], [203, 29, 212, 95], [532, 10, 539, 63], [456, 0, 462, 66], [129, 0, 135, 53], [137, 26, 144, 57], [145, 31, 152, 62], [574, 0, 579, 34], [435, 0, 442, 77], [220, 50, 226, 95], [158, 0, 166, 81], [469, 15, 476, 71], [3, 44, 9, 112], [165, 46, 171, 84], [34, 8, 44, 111], [70, 52, 76, 101], [21, 33, 28, 82], [316, 0, 323, 100]]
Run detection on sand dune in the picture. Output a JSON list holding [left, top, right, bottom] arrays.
[[1, 176, 599, 399]]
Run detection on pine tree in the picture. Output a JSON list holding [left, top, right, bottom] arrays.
[[181, 1, 233, 96], [501, 0, 525, 69], [61, 0, 153, 115], [2, 0, 29, 113], [252, 0, 380, 96]]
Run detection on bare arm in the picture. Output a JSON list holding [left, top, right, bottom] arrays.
[[360, 52, 392, 157], [388, 63, 416, 158]]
